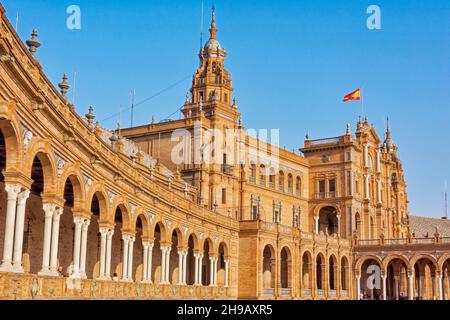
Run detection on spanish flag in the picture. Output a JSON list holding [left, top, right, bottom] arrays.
[[343, 88, 361, 102]]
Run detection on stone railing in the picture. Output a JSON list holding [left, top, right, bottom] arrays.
[[302, 289, 312, 297], [328, 290, 337, 297], [0, 273, 231, 300], [262, 288, 275, 296], [280, 288, 291, 296], [316, 289, 325, 297]]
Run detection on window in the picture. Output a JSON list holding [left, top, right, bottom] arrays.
[[319, 180, 326, 193], [329, 179, 336, 193], [222, 188, 226, 204], [278, 171, 285, 192], [296, 177, 302, 196], [224, 93, 228, 104], [287, 174, 293, 193], [346, 152, 351, 161], [346, 172, 352, 195], [355, 179, 360, 194]]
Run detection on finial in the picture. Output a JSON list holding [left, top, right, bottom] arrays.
[[209, 6, 217, 40], [85, 105, 95, 124], [58, 74, 70, 98], [346, 123, 351, 135], [26, 29, 41, 56], [364, 116, 369, 125], [305, 130, 310, 140], [151, 115, 156, 124], [238, 115, 242, 127], [232, 97, 237, 108], [185, 92, 190, 104]]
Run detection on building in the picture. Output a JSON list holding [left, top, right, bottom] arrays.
[[0, 4, 448, 300]]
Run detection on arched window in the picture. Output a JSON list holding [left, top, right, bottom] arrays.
[[269, 168, 276, 189], [259, 165, 266, 187], [249, 163, 256, 183], [278, 171, 285, 192], [296, 177, 302, 197], [287, 174, 293, 193]]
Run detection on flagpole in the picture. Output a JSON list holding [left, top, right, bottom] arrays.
[[360, 87, 364, 119]]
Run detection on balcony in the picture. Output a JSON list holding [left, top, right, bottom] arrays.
[[316, 289, 325, 297], [249, 176, 256, 184], [259, 179, 266, 187], [221, 164, 233, 176], [315, 192, 336, 200], [268, 181, 275, 189]]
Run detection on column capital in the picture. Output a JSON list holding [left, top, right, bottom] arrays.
[[99, 227, 109, 236], [53, 207, 64, 220], [17, 189, 31, 204], [3, 171, 33, 190], [5, 183, 22, 198], [122, 234, 131, 241], [73, 216, 85, 226]]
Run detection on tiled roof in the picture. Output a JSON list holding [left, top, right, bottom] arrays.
[[410, 215, 450, 238]]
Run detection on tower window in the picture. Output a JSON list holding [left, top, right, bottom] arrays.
[[224, 93, 228, 103], [222, 188, 226, 204]]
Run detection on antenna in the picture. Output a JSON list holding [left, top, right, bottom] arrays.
[[72, 71, 77, 107], [130, 89, 136, 127], [200, 0, 204, 51]]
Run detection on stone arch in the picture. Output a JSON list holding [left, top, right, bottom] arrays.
[[169, 228, 182, 284], [25, 139, 57, 194], [316, 204, 340, 235], [110, 199, 131, 232], [86, 186, 109, 222], [0, 116, 22, 172], [186, 233, 199, 285], [438, 254, 450, 271], [202, 237, 214, 286], [410, 254, 438, 271], [355, 255, 383, 273], [131, 209, 151, 239], [383, 254, 411, 272], [151, 221, 167, 284], [60, 170, 85, 211]]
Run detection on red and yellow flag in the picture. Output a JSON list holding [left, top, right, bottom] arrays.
[[343, 88, 361, 102]]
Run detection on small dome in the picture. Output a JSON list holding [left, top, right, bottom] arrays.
[[204, 38, 222, 51]]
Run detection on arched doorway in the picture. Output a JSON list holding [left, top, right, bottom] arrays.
[[316, 254, 325, 294], [280, 247, 291, 295], [318, 206, 339, 235], [202, 239, 212, 286], [413, 257, 437, 300], [23, 154, 48, 274], [329, 255, 337, 292], [217, 242, 228, 286], [360, 258, 382, 300], [111, 205, 126, 279], [386, 258, 409, 300], [301, 251, 312, 296], [186, 234, 197, 285], [151, 223, 164, 284], [443, 258, 450, 300], [132, 216, 144, 282], [169, 229, 181, 284], [262, 245, 275, 294], [355, 212, 362, 238], [86, 192, 103, 279]]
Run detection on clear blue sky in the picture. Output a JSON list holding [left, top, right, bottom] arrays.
[[2, 0, 449, 218]]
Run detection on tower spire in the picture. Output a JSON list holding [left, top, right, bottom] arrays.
[[209, 6, 217, 40]]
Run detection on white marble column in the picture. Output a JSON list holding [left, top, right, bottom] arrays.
[[165, 246, 172, 284], [355, 275, 361, 300], [381, 274, 387, 300], [224, 259, 230, 287], [0, 184, 21, 272], [142, 242, 149, 282], [127, 236, 135, 281], [79, 219, 90, 278], [160, 246, 167, 284], [436, 274, 443, 300], [365, 175, 370, 199], [394, 276, 399, 299], [70, 217, 83, 277], [121, 235, 130, 281], [49, 208, 63, 274], [178, 250, 184, 285], [376, 149, 381, 173], [39, 204, 56, 275], [377, 180, 382, 205], [98, 227, 108, 279], [314, 216, 319, 234], [198, 254, 204, 286], [12, 189, 31, 272], [105, 229, 113, 279], [209, 257, 215, 286], [408, 274, 414, 300], [182, 251, 188, 285], [147, 243, 154, 283], [364, 144, 369, 167]]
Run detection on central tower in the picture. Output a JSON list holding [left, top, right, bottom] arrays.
[[182, 8, 238, 122]]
